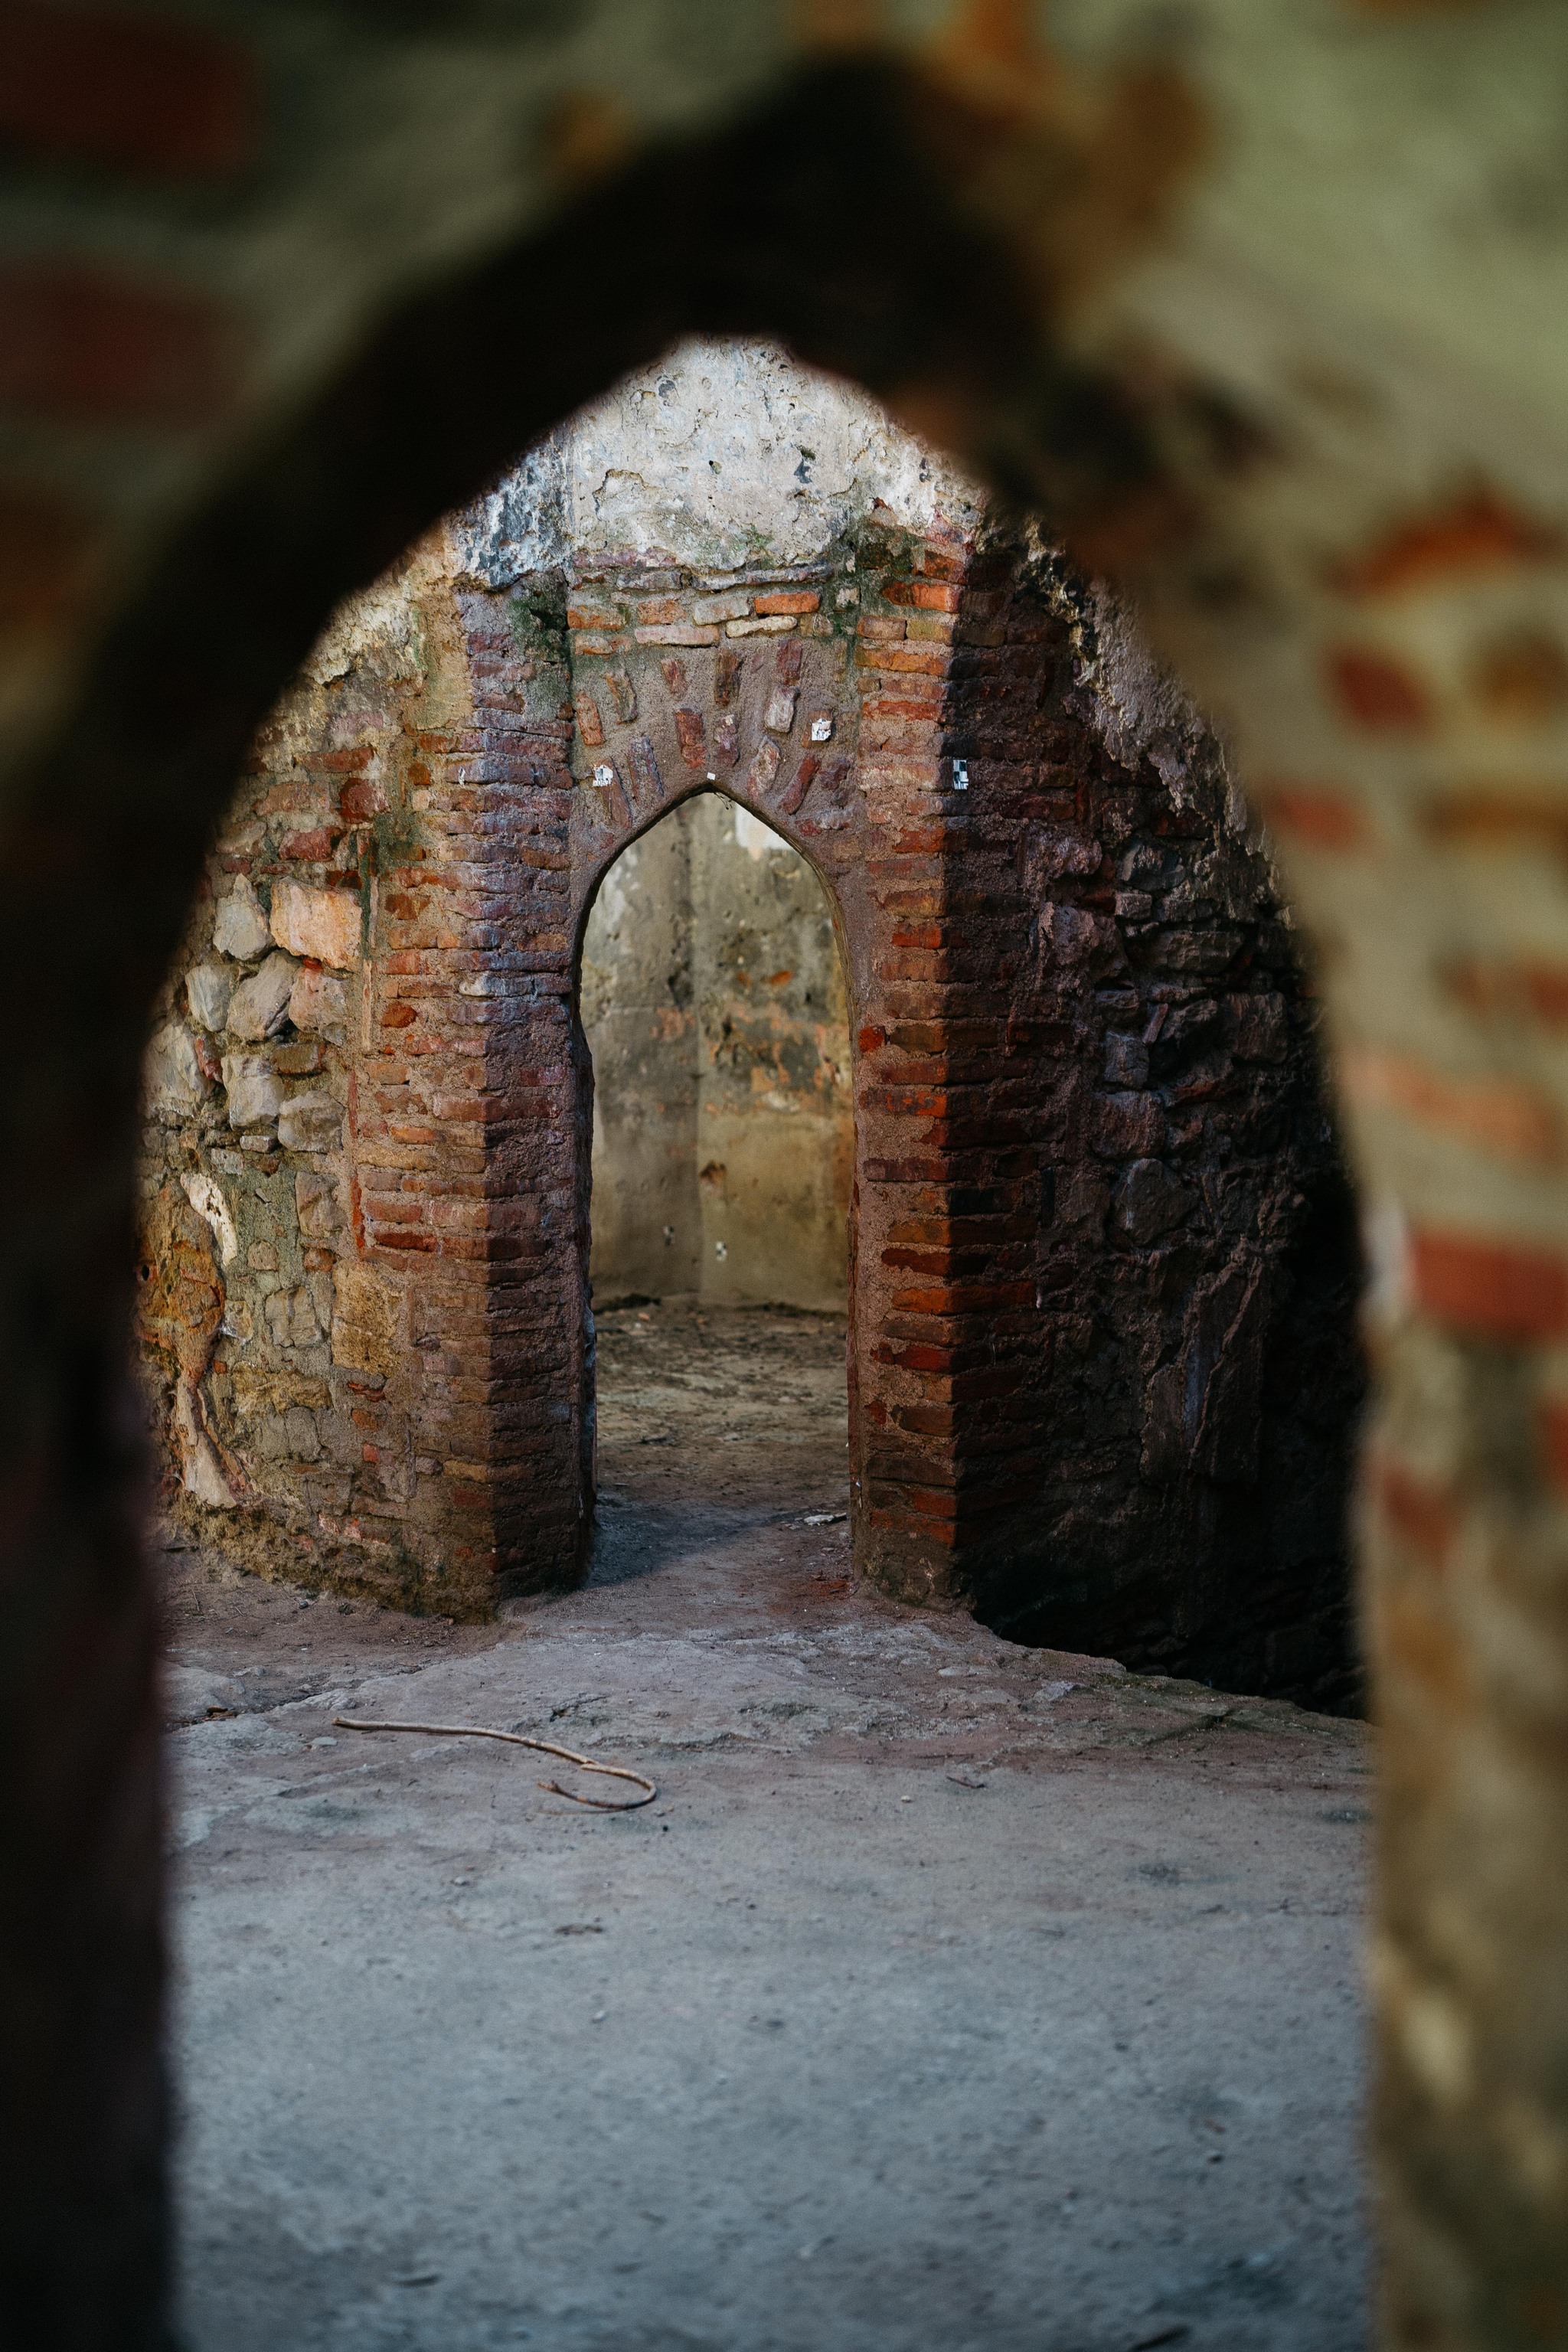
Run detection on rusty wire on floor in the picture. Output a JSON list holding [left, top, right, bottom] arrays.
[[333, 1715, 658, 1809]]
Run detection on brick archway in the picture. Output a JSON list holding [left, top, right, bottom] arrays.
[[145, 485, 1357, 1710], [3, 51, 1373, 2278], [500, 522, 1355, 1679]]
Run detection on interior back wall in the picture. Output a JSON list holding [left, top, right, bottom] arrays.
[[581, 792, 851, 1312]]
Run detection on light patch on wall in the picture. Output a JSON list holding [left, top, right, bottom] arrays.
[[596, 848, 635, 931], [734, 804, 779, 860], [585, 793, 851, 1313], [181, 1171, 237, 1267]]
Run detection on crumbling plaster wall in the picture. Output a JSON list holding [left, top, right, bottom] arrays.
[[138, 528, 468, 1609], [139, 341, 1360, 1704], [582, 790, 852, 1312]]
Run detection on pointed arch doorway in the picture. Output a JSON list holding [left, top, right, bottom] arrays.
[[577, 788, 855, 1563], [580, 789, 852, 1319]]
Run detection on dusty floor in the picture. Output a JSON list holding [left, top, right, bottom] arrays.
[[166, 1301, 1370, 2352]]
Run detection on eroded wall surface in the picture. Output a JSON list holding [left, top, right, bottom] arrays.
[[138, 531, 508, 1615], [583, 792, 851, 1312]]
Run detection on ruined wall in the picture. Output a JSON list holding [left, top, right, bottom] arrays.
[[942, 548, 1365, 1704], [582, 792, 851, 1311], [17, 11, 1568, 2341], [138, 522, 587, 1618], [138, 344, 1360, 1704]]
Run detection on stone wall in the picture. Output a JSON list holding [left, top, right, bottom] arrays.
[[138, 345, 1361, 1704], [582, 792, 852, 1312], [138, 523, 582, 1619]]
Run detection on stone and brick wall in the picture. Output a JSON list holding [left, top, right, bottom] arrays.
[[139, 362, 1360, 1704], [139, 528, 591, 1618]]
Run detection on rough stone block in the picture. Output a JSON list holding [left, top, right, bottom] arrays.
[[278, 1089, 343, 1152], [265, 1285, 322, 1351], [185, 960, 232, 1033], [1104, 1034, 1148, 1088], [296, 1171, 341, 1239], [1112, 1158, 1194, 1246], [212, 875, 270, 960], [764, 687, 799, 735], [144, 1021, 208, 1122], [283, 1406, 322, 1462], [332, 1259, 402, 1377], [270, 879, 361, 969], [226, 949, 298, 1041], [288, 964, 350, 1036], [1230, 991, 1289, 1062], [1094, 1091, 1166, 1158], [221, 1051, 283, 1131], [634, 624, 718, 647]]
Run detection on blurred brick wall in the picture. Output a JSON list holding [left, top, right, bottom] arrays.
[[3, 0, 1567, 2341]]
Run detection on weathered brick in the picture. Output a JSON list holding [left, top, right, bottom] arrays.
[[0, 3, 260, 178], [754, 589, 820, 615], [634, 623, 718, 647], [573, 689, 605, 747], [1325, 645, 1433, 733], [1410, 1229, 1568, 1343], [692, 590, 752, 624], [0, 257, 243, 424], [674, 708, 706, 767]]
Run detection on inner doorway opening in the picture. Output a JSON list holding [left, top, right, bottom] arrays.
[[583, 792, 851, 1316], [580, 789, 854, 1566]]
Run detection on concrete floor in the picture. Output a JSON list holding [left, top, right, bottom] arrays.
[[166, 1302, 1370, 2351]]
